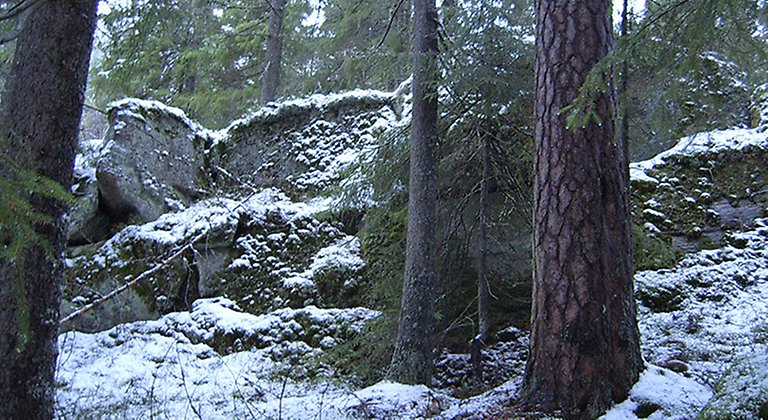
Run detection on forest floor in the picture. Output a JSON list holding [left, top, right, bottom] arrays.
[[56, 218, 766, 418], [54, 114, 768, 418]]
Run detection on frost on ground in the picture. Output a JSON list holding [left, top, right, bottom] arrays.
[[56, 218, 768, 419], [56, 90, 768, 418], [56, 298, 381, 419]]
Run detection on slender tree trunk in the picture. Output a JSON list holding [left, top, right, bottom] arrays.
[[261, 0, 287, 103], [522, 0, 642, 417], [471, 132, 492, 377], [0, 1, 98, 418], [388, 0, 439, 385]]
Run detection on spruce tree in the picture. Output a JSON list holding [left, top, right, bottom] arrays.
[[388, 0, 439, 385], [0, 0, 98, 417]]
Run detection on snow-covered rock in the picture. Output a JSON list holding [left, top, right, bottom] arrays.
[[699, 348, 768, 419], [636, 219, 768, 386], [68, 87, 405, 245], [97, 99, 211, 224], [56, 298, 380, 419], [64, 86, 408, 330], [63, 190, 365, 332], [630, 119, 768, 260], [210, 89, 401, 196]]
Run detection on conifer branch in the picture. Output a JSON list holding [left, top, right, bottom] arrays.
[[376, 0, 407, 49], [0, 0, 40, 21], [0, 0, 42, 44]]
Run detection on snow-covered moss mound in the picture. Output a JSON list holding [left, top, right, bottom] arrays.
[[56, 298, 380, 418], [63, 189, 366, 331], [636, 218, 768, 386], [699, 349, 768, 419]]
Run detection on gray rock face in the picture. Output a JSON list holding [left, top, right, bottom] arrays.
[[96, 99, 210, 224], [63, 89, 403, 332], [67, 91, 400, 245], [211, 90, 398, 195], [68, 147, 110, 245], [61, 191, 366, 333]]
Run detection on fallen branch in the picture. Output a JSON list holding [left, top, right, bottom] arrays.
[[59, 232, 207, 326]]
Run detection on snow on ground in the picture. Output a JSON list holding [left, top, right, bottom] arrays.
[[56, 298, 381, 419], [56, 216, 768, 418], [602, 366, 712, 420], [636, 220, 768, 386], [56, 92, 768, 418]]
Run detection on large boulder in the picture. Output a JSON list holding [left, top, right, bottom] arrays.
[[95, 99, 212, 225], [209, 89, 401, 196], [67, 89, 406, 245], [630, 121, 768, 262], [63, 189, 367, 332]]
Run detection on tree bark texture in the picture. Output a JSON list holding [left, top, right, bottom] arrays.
[[0, 1, 97, 418], [388, 0, 439, 385], [522, 0, 642, 417], [261, 0, 286, 103]]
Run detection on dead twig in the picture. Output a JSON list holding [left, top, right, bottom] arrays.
[[59, 231, 207, 326]]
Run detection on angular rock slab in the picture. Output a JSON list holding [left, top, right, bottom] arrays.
[[96, 99, 211, 223]]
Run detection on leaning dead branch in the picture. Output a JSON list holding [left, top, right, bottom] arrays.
[[59, 231, 207, 326]]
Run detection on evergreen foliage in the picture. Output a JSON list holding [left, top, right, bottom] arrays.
[[0, 159, 72, 263], [305, 0, 412, 92], [94, 0, 312, 127], [620, 0, 768, 159]]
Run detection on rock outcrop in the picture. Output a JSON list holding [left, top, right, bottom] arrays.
[[63, 88, 405, 331], [630, 123, 768, 265], [97, 99, 212, 225], [68, 90, 402, 246]]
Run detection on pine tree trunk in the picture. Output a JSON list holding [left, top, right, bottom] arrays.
[[388, 0, 439, 385], [0, 1, 98, 418], [261, 0, 286, 104], [522, 0, 643, 417]]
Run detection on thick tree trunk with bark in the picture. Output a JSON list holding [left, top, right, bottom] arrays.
[[388, 0, 439, 385], [522, 0, 643, 417], [0, 1, 98, 418], [261, 0, 286, 104]]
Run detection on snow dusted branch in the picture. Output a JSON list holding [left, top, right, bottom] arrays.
[[59, 231, 207, 326]]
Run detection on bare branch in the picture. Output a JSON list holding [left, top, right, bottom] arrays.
[[59, 232, 207, 326], [0, 0, 41, 21], [376, 0, 407, 49]]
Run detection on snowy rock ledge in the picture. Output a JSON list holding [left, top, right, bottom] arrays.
[[68, 86, 407, 245], [630, 121, 768, 257], [63, 189, 367, 332]]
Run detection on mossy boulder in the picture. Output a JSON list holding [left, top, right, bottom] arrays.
[[96, 99, 212, 224], [63, 190, 371, 332], [631, 128, 768, 259], [208, 90, 401, 198]]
